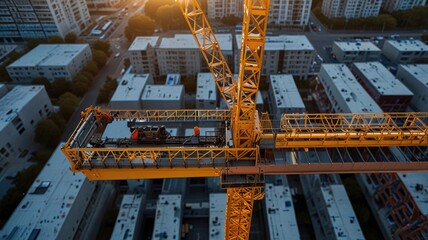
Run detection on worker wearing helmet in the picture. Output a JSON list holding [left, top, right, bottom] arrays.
[[193, 126, 200, 137]]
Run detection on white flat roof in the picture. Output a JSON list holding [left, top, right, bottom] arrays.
[[165, 73, 181, 85], [334, 41, 380, 52], [110, 194, 145, 240], [236, 35, 314, 51], [0, 85, 46, 131], [385, 39, 428, 52], [353, 62, 413, 96], [128, 36, 159, 51], [197, 73, 217, 101], [265, 183, 300, 240], [270, 74, 305, 110], [141, 85, 183, 101], [159, 34, 233, 51], [399, 64, 428, 87], [321, 184, 365, 239], [209, 193, 226, 240], [398, 173, 428, 215], [321, 64, 382, 113], [0, 144, 90, 239], [8, 44, 89, 67], [153, 194, 182, 240], [110, 73, 151, 102]]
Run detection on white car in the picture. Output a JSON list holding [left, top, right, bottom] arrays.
[[114, 52, 120, 58]]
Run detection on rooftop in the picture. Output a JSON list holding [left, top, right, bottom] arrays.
[[321, 184, 364, 239], [141, 85, 184, 101], [0, 85, 46, 131], [102, 120, 178, 139], [385, 39, 428, 52], [398, 173, 428, 215], [0, 144, 91, 240], [128, 36, 159, 51], [334, 41, 380, 52], [353, 62, 413, 96], [209, 193, 226, 240], [237, 35, 314, 51], [110, 72, 152, 102], [165, 73, 181, 85], [8, 44, 89, 67], [399, 64, 428, 87], [321, 64, 382, 113], [152, 194, 182, 240], [265, 183, 300, 239], [159, 34, 233, 51], [270, 74, 305, 110], [110, 194, 145, 240], [196, 73, 217, 101]]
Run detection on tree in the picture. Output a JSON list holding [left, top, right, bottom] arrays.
[[145, 0, 174, 19], [84, 60, 99, 76], [422, 34, 428, 43], [93, 50, 108, 68], [50, 78, 70, 98], [155, 4, 185, 31], [47, 35, 64, 44], [50, 112, 67, 130], [58, 92, 79, 119], [34, 149, 54, 164], [71, 81, 89, 97], [64, 32, 78, 43], [26, 38, 48, 50], [31, 77, 52, 94], [123, 58, 130, 70], [125, 14, 155, 41], [97, 76, 118, 104], [92, 40, 111, 56], [35, 119, 62, 148]]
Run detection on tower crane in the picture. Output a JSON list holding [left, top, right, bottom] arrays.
[[62, 0, 428, 239]]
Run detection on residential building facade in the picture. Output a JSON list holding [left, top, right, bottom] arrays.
[[0, 0, 91, 40], [268, 0, 312, 28], [7, 44, 92, 83], [321, 0, 382, 19], [207, 0, 243, 19], [382, 0, 427, 12], [332, 41, 381, 63], [382, 40, 428, 64], [396, 64, 428, 112]]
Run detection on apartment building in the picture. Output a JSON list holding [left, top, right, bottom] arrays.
[[110, 194, 146, 240], [110, 71, 153, 109], [318, 63, 428, 240], [141, 85, 185, 109], [0, 144, 116, 240], [129, 34, 233, 78], [351, 62, 413, 112], [207, 0, 243, 19], [396, 64, 428, 112], [237, 35, 315, 79], [0, 86, 52, 169], [0, 0, 91, 40], [209, 193, 226, 240], [152, 194, 182, 240], [7, 44, 92, 83], [321, 0, 382, 19], [382, 0, 427, 12], [269, 74, 305, 120], [268, 0, 312, 28], [196, 73, 217, 109], [382, 40, 428, 64], [128, 37, 159, 74], [332, 41, 381, 63]]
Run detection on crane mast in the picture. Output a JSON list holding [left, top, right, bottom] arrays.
[[61, 0, 428, 239]]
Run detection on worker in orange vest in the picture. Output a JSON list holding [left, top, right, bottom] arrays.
[[193, 126, 200, 137]]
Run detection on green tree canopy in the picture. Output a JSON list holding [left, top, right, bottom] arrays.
[[50, 78, 70, 98], [84, 60, 99, 76], [125, 14, 155, 41], [58, 92, 80, 119], [145, 0, 175, 19], [92, 50, 108, 68], [92, 40, 111, 56], [64, 32, 78, 43], [155, 4, 185, 31], [35, 119, 62, 148], [47, 35, 64, 44]]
